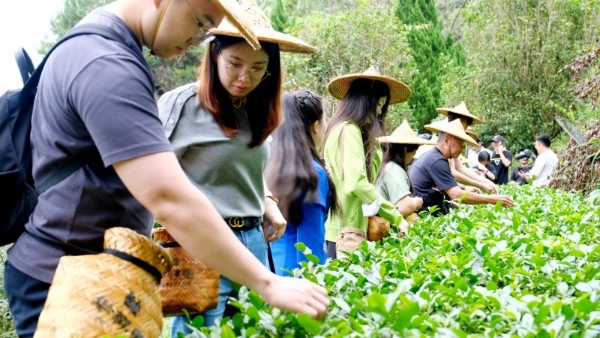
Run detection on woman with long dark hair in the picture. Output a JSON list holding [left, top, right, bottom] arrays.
[[322, 67, 412, 258], [157, 3, 322, 334], [375, 119, 435, 218], [266, 91, 339, 274]]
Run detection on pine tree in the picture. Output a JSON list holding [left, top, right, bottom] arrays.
[[270, 0, 289, 33], [396, 0, 464, 131]]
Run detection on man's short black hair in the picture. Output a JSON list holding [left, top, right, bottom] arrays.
[[536, 134, 551, 147]]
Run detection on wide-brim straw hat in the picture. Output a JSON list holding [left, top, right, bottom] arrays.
[[414, 135, 438, 159], [209, 0, 316, 54], [209, 0, 260, 50], [327, 66, 412, 104], [436, 102, 483, 124], [377, 119, 436, 145], [466, 126, 477, 139], [425, 119, 478, 147]]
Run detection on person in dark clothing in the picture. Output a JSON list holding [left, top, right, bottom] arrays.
[[510, 150, 533, 185], [489, 135, 513, 185], [473, 151, 497, 182], [409, 120, 514, 216]]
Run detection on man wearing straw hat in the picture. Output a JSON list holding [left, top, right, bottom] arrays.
[[436, 102, 499, 194], [3, 1, 328, 336], [409, 119, 514, 215]]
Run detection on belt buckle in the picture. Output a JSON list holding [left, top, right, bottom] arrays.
[[228, 217, 245, 228]]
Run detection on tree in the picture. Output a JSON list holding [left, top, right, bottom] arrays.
[[441, 0, 600, 152], [269, 0, 289, 32], [280, 0, 417, 130], [396, 0, 465, 132]]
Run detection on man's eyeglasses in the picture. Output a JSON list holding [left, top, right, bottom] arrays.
[[185, 0, 213, 43], [219, 54, 271, 81]]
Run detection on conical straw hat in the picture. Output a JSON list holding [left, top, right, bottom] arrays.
[[209, 0, 316, 54], [377, 119, 436, 145], [414, 134, 438, 159], [436, 102, 483, 124], [327, 66, 412, 104], [209, 0, 260, 49], [425, 119, 478, 147], [466, 126, 477, 139]]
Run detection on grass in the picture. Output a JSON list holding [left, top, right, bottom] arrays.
[[0, 245, 17, 338]]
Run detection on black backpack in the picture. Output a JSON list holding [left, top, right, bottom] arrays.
[[0, 24, 125, 246]]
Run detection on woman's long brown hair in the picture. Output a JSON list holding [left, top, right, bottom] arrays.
[[197, 35, 282, 147], [322, 79, 391, 181]]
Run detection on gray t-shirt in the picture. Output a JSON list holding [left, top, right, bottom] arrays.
[[375, 162, 411, 205], [8, 9, 173, 283], [158, 83, 268, 218]]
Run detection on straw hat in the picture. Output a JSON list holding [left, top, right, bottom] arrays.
[[466, 126, 477, 139], [209, 0, 260, 50], [209, 0, 316, 54], [377, 119, 436, 145], [414, 135, 438, 159], [425, 119, 478, 147], [327, 66, 412, 104], [436, 102, 483, 124]]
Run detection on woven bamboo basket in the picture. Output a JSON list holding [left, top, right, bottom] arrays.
[[152, 227, 219, 316], [367, 215, 391, 242], [34, 227, 173, 338]]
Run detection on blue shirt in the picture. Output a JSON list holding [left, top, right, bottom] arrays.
[[270, 160, 330, 275]]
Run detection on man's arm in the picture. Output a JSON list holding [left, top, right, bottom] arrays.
[[113, 151, 329, 318], [443, 186, 514, 207], [451, 159, 498, 193], [497, 145, 512, 167]]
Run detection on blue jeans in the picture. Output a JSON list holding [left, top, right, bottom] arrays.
[[170, 225, 268, 336], [4, 261, 51, 338]]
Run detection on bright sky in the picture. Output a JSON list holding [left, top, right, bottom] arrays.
[[0, 0, 65, 93]]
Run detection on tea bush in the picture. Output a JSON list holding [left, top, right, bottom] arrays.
[[185, 184, 600, 337]]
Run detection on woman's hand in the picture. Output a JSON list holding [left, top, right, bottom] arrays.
[[263, 197, 287, 242]]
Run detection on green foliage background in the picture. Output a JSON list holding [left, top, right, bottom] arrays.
[[35, 0, 600, 150]]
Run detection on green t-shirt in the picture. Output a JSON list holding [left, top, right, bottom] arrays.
[[323, 122, 402, 242], [375, 162, 411, 205]]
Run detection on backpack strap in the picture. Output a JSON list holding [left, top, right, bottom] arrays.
[[14, 48, 35, 86]]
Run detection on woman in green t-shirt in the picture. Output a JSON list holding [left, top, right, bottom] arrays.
[[375, 119, 436, 220], [322, 67, 412, 258]]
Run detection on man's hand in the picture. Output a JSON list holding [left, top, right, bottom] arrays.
[[480, 181, 499, 194], [492, 195, 515, 207], [258, 275, 330, 319], [263, 197, 287, 242]]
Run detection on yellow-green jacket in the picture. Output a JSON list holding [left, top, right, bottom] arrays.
[[324, 122, 402, 242]]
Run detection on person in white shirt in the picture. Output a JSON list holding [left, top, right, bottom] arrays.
[[467, 138, 492, 168], [519, 134, 559, 187]]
